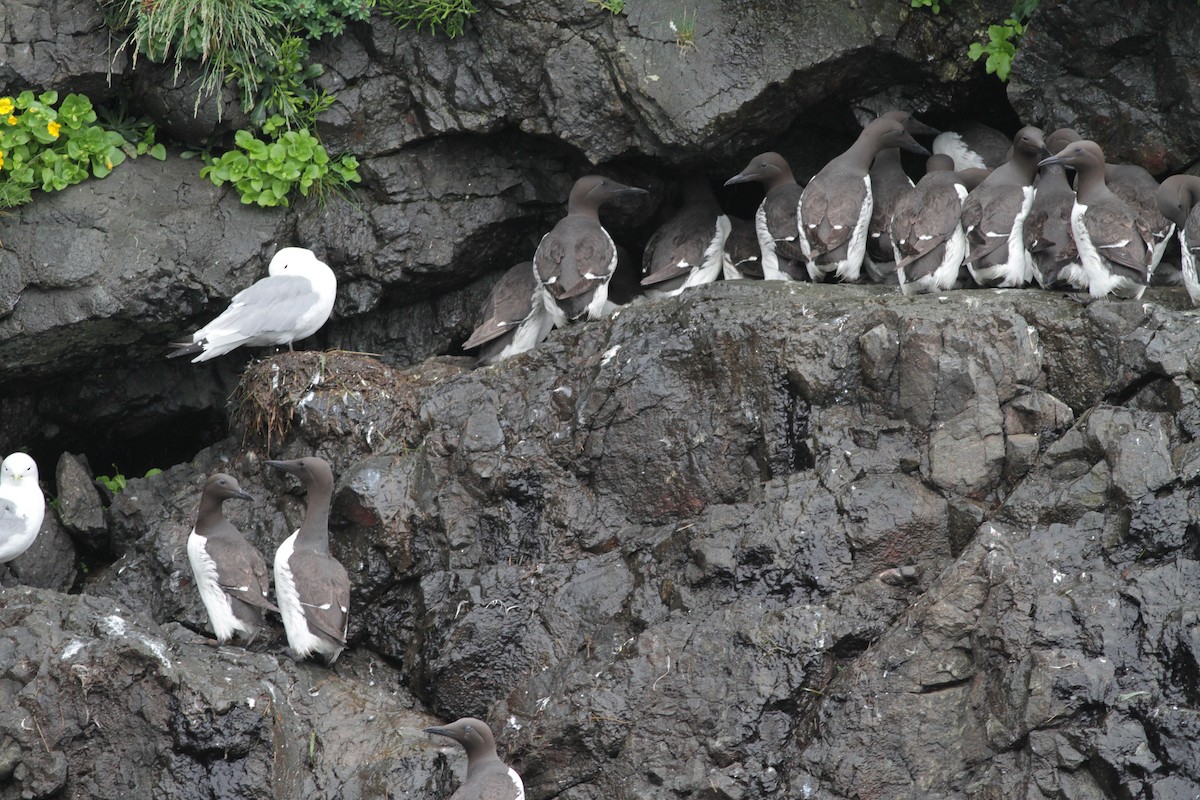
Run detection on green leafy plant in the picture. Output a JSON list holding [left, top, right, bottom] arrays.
[[95, 466, 128, 494], [588, 0, 625, 12], [0, 91, 163, 208], [259, 0, 374, 39], [95, 96, 169, 161], [200, 115, 360, 207], [378, 0, 479, 37], [911, 0, 950, 12], [231, 36, 335, 130], [968, 0, 1040, 82], [95, 465, 163, 495], [968, 17, 1026, 81]]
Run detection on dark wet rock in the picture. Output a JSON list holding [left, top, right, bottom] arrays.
[[53, 452, 106, 545], [2, 0, 1022, 461], [8, 0, 1200, 796], [43, 280, 1200, 798], [5, 512, 75, 593], [1010, 0, 1200, 172], [0, 0, 121, 100], [0, 587, 453, 800]]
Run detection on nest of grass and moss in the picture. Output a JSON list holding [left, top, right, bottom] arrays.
[[229, 350, 469, 455]]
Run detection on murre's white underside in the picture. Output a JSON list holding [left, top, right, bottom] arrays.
[[1071, 201, 1147, 299], [754, 203, 790, 281], [1180, 230, 1200, 305], [274, 531, 344, 662], [647, 216, 731, 299], [187, 531, 253, 643], [967, 185, 1035, 288]]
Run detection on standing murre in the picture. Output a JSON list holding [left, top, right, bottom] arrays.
[[1025, 128, 1083, 290], [866, 110, 940, 284], [187, 473, 278, 645], [1039, 140, 1155, 300], [891, 165, 968, 295], [724, 152, 807, 281], [961, 126, 1046, 288], [798, 116, 931, 283], [1157, 174, 1200, 305], [722, 215, 763, 280], [267, 456, 350, 665], [534, 175, 648, 327], [424, 717, 525, 800], [640, 175, 730, 298], [463, 262, 553, 366]]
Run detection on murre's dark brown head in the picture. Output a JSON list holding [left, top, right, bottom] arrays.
[[1156, 174, 1200, 228], [202, 473, 253, 504], [424, 717, 499, 762], [566, 175, 648, 216], [264, 457, 334, 493], [725, 152, 796, 192]]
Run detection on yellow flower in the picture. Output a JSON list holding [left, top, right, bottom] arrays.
[[0, 98, 13, 116], [47, 120, 61, 138], [5, 116, 15, 126], [0, 150, 5, 170]]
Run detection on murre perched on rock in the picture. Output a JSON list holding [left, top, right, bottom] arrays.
[[724, 152, 807, 281], [169, 247, 336, 362], [866, 110, 940, 284], [425, 717, 525, 800], [798, 115, 930, 283], [0, 452, 44, 585], [1157, 174, 1200, 305], [1039, 140, 1155, 300], [890, 162, 968, 295], [961, 126, 1046, 288], [640, 175, 730, 298], [721, 215, 763, 280], [463, 262, 553, 366], [267, 456, 349, 665], [1025, 128, 1083, 290], [187, 473, 278, 645], [534, 175, 647, 327]]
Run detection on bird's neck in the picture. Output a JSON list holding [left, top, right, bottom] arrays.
[[1074, 164, 1111, 205], [196, 497, 226, 530], [296, 487, 332, 553]]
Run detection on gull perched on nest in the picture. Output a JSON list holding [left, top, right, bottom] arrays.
[[169, 247, 336, 362]]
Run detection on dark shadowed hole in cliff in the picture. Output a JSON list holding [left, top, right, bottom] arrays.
[[23, 407, 226, 497]]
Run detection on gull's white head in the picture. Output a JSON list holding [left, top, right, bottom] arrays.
[[268, 247, 322, 277], [1, 452, 39, 486]]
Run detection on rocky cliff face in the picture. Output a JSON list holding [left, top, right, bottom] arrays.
[[4, 0, 1200, 798]]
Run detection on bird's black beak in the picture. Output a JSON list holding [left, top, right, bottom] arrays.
[[906, 119, 941, 137], [265, 460, 300, 476], [724, 172, 755, 187], [1038, 154, 1066, 169], [899, 133, 931, 157]]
